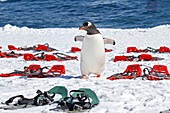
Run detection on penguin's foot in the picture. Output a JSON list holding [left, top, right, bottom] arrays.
[[81, 75, 87, 79], [81, 74, 101, 79]]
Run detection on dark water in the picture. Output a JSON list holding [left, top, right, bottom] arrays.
[[0, 0, 170, 28]]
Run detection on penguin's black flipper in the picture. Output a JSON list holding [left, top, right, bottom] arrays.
[[103, 38, 116, 45], [74, 35, 85, 42]]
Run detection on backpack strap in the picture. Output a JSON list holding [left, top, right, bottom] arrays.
[[56, 90, 91, 111], [33, 90, 55, 106], [53, 52, 78, 61], [4, 90, 55, 107], [5, 95, 34, 108]]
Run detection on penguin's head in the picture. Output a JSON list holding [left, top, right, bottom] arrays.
[[79, 21, 100, 35]]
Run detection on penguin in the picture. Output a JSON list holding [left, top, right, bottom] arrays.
[[78, 21, 105, 79]]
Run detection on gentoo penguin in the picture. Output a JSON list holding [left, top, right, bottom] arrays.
[[79, 21, 105, 79]]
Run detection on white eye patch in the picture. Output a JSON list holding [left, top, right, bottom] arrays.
[[87, 22, 92, 26]]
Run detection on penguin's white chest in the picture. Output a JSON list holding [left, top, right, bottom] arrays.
[[80, 34, 105, 75]]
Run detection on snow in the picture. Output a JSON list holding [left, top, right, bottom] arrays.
[[0, 24, 170, 113]]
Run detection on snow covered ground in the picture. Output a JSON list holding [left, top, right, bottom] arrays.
[[0, 24, 170, 113]]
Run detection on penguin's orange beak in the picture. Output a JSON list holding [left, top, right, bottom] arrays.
[[79, 26, 84, 30]]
